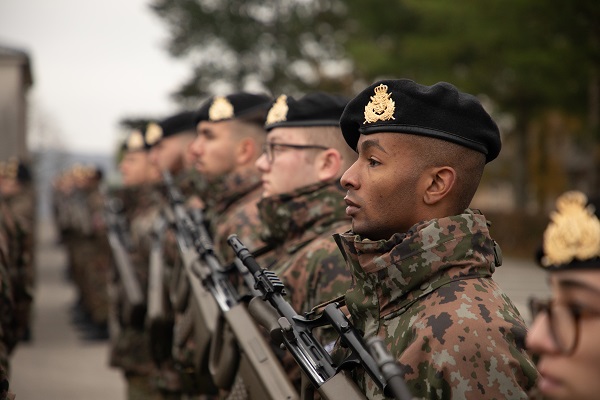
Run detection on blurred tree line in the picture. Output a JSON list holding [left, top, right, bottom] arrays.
[[151, 0, 599, 215]]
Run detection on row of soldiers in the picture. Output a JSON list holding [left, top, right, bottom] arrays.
[[0, 157, 36, 400], [52, 79, 574, 400]]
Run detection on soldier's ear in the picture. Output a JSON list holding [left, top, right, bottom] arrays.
[[316, 149, 342, 182], [423, 166, 456, 205], [235, 137, 258, 165]]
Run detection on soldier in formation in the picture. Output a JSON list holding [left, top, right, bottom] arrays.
[[527, 191, 600, 400], [332, 79, 539, 398], [46, 78, 552, 400], [108, 127, 166, 400]]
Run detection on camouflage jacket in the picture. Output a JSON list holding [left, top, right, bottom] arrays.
[[333, 209, 538, 400], [109, 184, 163, 376], [205, 168, 265, 264], [258, 181, 352, 316]]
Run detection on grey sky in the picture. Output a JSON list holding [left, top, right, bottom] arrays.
[[0, 0, 189, 155]]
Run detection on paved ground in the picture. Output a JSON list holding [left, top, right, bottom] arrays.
[[8, 219, 550, 399], [10, 220, 126, 400]]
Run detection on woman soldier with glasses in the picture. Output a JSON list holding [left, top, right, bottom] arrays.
[[527, 191, 600, 400]]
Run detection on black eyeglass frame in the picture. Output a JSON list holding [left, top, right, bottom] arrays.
[[262, 142, 329, 164], [528, 296, 600, 355]]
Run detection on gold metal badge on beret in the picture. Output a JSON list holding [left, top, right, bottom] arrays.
[[266, 95, 288, 125], [364, 84, 396, 124], [209, 96, 235, 121], [127, 130, 145, 151], [145, 123, 163, 145], [542, 191, 600, 267]]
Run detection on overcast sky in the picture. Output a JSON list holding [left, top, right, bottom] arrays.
[[0, 0, 189, 155]]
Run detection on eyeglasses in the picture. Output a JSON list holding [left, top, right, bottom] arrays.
[[529, 297, 600, 355], [262, 142, 328, 164]]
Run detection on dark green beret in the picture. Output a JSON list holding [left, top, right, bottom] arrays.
[[264, 92, 349, 131], [194, 92, 272, 125], [340, 79, 501, 163]]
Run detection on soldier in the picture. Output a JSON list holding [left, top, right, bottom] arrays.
[[333, 79, 538, 399], [526, 191, 600, 400], [110, 128, 164, 400], [190, 92, 272, 263], [0, 184, 16, 400], [252, 92, 357, 390], [145, 111, 202, 398], [0, 158, 35, 343]]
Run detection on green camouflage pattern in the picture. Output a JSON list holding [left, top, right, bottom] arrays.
[[333, 209, 538, 399], [0, 222, 15, 400], [0, 190, 35, 343], [205, 168, 265, 264], [109, 184, 163, 380], [258, 181, 352, 314], [257, 181, 353, 389]]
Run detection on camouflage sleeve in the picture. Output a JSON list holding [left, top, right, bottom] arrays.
[[363, 279, 538, 400]]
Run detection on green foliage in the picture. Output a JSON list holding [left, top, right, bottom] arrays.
[[150, 0, 352, 101]]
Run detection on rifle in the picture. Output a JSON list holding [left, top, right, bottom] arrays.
[[104, 195, 146, 329], [147, 211, 174, 364], [228, 235, 414, 400], [162, 170, 297, 399]]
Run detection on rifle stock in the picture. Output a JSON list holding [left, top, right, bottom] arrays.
[[162, 170, 297, 400], [228, 234, 414, 400], [147, 213, 174, 364], [104, 196, 146, 328]]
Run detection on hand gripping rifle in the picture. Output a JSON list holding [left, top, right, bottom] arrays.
[[104, 195, 146, 329], [228, 234, 414, 400], [162, 171, 297, 399]]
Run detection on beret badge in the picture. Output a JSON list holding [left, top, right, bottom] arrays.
[[542, 191, 600, 267], [364, 84, 396, 124], [127, 130, 145, 151], [209, 96, 235, 121], [145, 122, 163, 145], [265, 95, 289, 125]]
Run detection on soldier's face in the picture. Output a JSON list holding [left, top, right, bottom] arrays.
[[190, 121, 238, 181], [527, 270, 600, 400], [255, 128, 321, 197], [149, 135, 184, 173], [340, 133, 425, 240], [119, 151, 154, 186]]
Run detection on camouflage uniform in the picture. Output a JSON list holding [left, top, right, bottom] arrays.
[[258, 181, 352, 314], [205, 168, 265, 264], [257, 181, 353, 390], [109, 184, 166, 400], [0, 214, 15, 400], [333, 209, 538, 399]]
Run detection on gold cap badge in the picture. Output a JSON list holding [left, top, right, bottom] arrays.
[[209, 96, 235, 121], [542, 191, 600, 267], [145, 122, 163, 145], [127, 130, 145, 151], [364, 84, 396, 124], [265, 95, 289, 125]]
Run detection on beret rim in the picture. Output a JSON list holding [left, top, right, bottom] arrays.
[[540, 256, 600, 271], [266, 119, 341, 131], [357, 124, 491, 159]]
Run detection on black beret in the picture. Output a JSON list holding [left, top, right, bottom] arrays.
[[194, 92, 272, 125], [144, 111, 196, 146], [264, 92, 349, 131], [536, 191, 600, 271], [340, 79, 501, 163]]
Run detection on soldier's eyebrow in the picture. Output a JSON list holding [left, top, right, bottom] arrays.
[[359, 139, 387, 154], [557, 278, 600, 296]]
